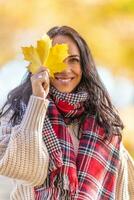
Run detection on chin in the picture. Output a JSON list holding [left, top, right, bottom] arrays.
[[51, 79, 80, 93], [54, 86, 74, 93]]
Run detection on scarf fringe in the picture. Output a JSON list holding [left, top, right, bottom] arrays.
[[49, 166, 78, 195], [49, 150, 63, 171], [33, 87, 120, 199], [34, 187, 71, 200]]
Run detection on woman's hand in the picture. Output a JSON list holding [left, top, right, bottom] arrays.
[[31, 67, 50, 99]]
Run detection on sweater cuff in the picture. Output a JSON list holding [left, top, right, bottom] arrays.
[[20, 95, 49, 131]]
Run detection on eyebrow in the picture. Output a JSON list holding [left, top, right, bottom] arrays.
[[68, 55, 80, 58]]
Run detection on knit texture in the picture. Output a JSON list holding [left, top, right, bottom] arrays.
[[115, 144, 134, 200], [0, 95, 133, 200], [29, 87, 120, 200], [0, 95, 50, 199]]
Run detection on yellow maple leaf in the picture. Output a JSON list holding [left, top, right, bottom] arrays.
[[36, 34, 52, 64], [22, 46, 42, 74], [46, 44, 69, 77], [21, 34, 69, 77]]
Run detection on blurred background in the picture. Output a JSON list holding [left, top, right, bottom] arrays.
[[0, 0, 134, 199]]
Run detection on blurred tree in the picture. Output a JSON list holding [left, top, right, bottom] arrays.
[[0, 0, 134, 79]]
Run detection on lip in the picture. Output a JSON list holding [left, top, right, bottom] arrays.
[[55, 76, 74, 80], [54, 76, 74, 84]]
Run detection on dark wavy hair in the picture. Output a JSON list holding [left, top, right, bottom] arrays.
[[0, 25, 124, 138]]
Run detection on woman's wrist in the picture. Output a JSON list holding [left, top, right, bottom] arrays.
[[32, 94, 48, 100]]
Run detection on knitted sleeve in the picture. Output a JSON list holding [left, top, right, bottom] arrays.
[[0, 95, 50, 187], [115, 144, 134, 200]]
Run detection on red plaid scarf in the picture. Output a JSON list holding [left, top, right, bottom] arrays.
[[30, 87, 120, 199]]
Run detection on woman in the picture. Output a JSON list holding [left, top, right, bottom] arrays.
[[0, 26, 133, 200]]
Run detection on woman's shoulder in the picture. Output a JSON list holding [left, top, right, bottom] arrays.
[[120, 143, 134, 163]]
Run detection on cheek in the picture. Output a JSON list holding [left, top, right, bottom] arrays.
[[74, 72, 82, 87], [75, 67, 82, 79], [72, 63, 82, 74], [77, 73, 82, 84]]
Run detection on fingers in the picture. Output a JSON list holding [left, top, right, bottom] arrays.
[[31, 66, 50, 82], [30, 67, 50, 98], [34, 70, 49, 80], [35, 66, 50, 75], [31, 73, 49, 91]]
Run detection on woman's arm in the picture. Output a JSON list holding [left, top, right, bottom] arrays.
[[115, 144, 134, 199], [0, 95, 49, 187]]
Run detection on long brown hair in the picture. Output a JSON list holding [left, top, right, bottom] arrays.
[[0, 26, 124, 138]]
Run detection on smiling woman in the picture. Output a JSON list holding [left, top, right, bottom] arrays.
[[0, 25, 133, 200], [51, 35, 82, 93]]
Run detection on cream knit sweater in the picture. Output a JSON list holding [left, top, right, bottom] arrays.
[[0, 95, 133, 200]]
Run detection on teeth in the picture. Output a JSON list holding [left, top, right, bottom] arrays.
[[58, 78, 72, 83]]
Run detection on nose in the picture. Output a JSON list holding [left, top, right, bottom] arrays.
[[60, 66, 71, 75], [61, 60, 72, 73]]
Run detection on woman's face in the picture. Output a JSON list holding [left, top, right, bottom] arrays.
[[50, 35, 82, 93]]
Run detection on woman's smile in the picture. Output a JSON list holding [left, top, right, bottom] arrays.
[[50, 35, 82, 93], [54, 75, 75, 85]]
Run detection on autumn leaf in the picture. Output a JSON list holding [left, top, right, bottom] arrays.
[[36, 34, 52, 64], [21, 34, 69, 76], [22, 46, 41, 74], [46, 44, 69, 77]]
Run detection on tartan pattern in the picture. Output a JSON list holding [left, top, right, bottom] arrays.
[[50, 86, 88, 105], [18, 87, 120, 200]]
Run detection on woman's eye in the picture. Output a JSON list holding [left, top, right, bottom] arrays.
[[69, 58, 80, 63]]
